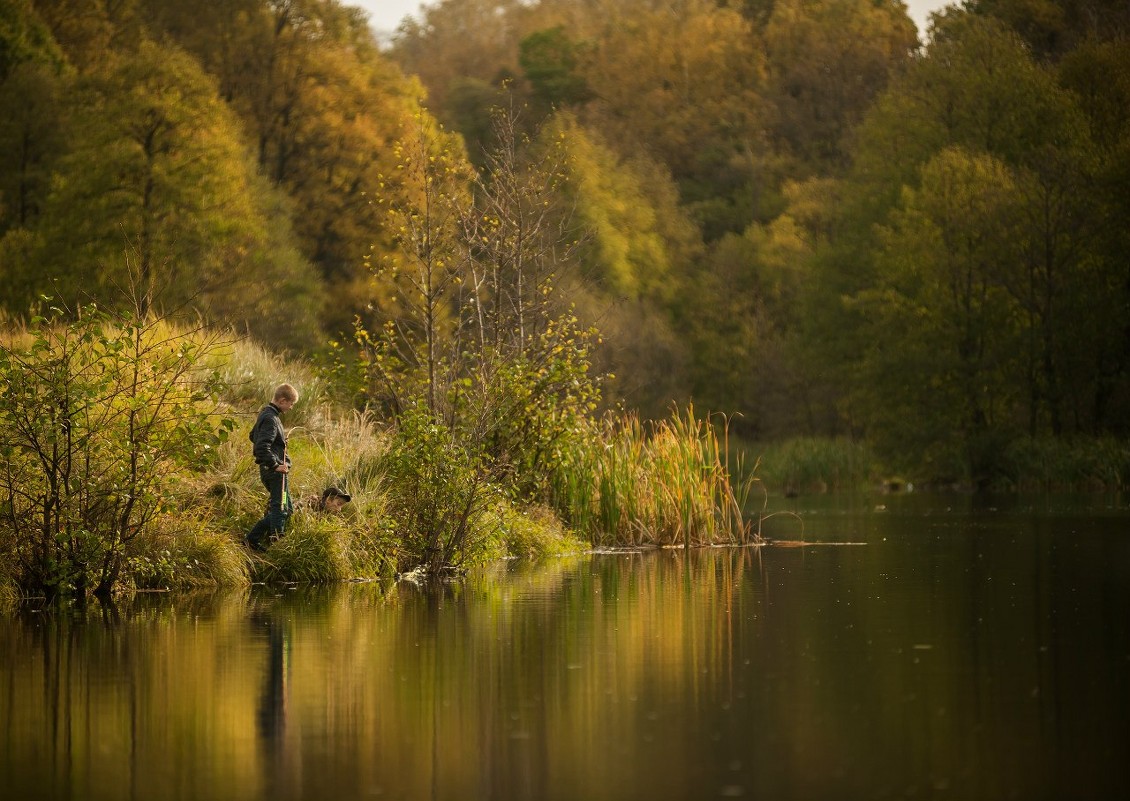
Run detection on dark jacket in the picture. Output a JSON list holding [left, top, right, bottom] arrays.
[[250, 403, 289, 470]]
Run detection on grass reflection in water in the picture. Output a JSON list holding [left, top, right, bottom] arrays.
[[2, 500, 1129, 801]]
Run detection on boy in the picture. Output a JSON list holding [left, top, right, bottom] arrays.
[[244, 383, 298, 551], [295, 486, 353, 514], [316, 486, 352, 513]]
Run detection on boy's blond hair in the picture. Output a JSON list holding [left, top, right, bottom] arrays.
[[273, 383, 299, 403]]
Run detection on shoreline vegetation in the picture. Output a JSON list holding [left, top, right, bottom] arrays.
[[0, 306, 765, 604], [3, 1, 1129, 605], [3, 309, 1127, 609], [0, 100, 766, 605]]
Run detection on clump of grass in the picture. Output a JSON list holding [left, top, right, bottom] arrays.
[[249, 504, 402, 584], [482, 501, 585, 559], [126, 516, 248, 591], [252, 517, 351, 583], [343, 511, 401, 578], [552, 406, 758, 547]]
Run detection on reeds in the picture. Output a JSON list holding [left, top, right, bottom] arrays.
[[0, 561, 15, 611], [552, 406, 760, 547], [999, 436, 1130, 491], [751, 436, 877, 495]]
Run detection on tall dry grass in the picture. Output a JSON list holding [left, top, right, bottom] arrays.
[[553, 407, 760, 547]]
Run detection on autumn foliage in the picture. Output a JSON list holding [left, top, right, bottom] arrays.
[[2, 0, 1129, 490]]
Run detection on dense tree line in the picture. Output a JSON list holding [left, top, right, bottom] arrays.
[[1, 0, 1128, 483], [391, 0, 1130, 483], [1, 0, 438, 350]]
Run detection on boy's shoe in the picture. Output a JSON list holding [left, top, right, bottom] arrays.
[[243, 535, 267, 552]]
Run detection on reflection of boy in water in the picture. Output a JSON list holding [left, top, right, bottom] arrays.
[[254, 611, 288, 749]]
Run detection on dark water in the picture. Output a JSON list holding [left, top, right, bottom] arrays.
[[2, 493, 1128, 801]]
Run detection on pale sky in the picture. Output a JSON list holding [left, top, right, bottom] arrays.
[[352, 0, 953, 38], [352, 0, 424, 34], [903, 0, 954, 34]]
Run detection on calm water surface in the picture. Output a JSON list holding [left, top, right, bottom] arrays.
[[2, 493, 1128, 801]]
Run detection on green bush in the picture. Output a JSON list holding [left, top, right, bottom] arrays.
[[379, 404, 495, 573], [454, 318, 602, 500], [0, 303, 235, 599]]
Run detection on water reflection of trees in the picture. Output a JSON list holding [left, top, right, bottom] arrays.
[[1, 536, 1127, 800], [0, 553, 759, 800]]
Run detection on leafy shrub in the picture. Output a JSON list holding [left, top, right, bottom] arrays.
[[454, 316, 602, 500], [379, 404, 496, 574], [0, 302, 234, 599]]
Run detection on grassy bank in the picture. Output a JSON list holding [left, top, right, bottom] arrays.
[[131, 364, 756, 591], [2, 320, 759, 600], [131, 337, 591, 590]]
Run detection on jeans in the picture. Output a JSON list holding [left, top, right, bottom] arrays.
[[246, 466, 292, 549]]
